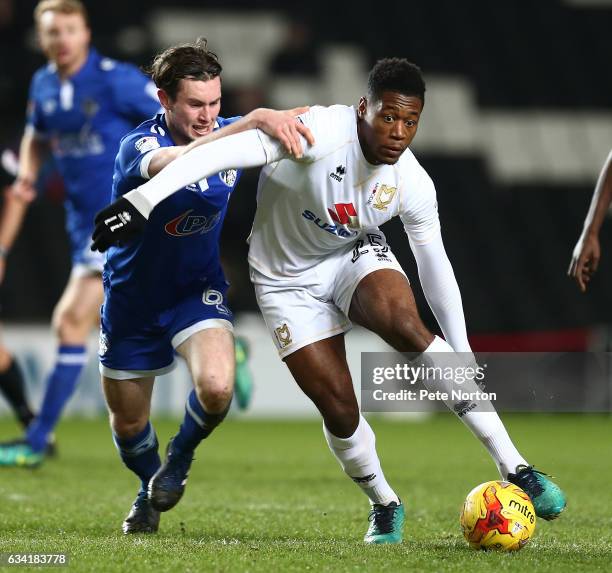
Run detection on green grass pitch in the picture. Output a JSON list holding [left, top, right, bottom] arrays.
[[0, 414, 610, 572]]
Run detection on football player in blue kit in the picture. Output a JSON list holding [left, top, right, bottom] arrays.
[[0, 0, 160, 467], [99, 39, 313, 534]]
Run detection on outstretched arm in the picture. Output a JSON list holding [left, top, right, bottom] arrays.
[[401, 167, 470, 352], [146, 107, 314, 178], [568, 150, 612, 292], [128, 129, 273, 216], [411, 231, 471, 353], [0, 134, 47, 281], [91, 128, 298, 252], [0, 189, 30, 283]]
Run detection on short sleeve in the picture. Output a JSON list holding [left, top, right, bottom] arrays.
[[296, 105, 352, 162], [111, 63, 160, 123], [118, 132, 163, 181], [399, 167, 441, 246], [256, 105, 352, 164]]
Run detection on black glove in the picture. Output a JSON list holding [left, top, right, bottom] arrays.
[[91, 196, 147, 252]]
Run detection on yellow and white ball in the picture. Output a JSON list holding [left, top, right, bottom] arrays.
[[460, 480, 536, 551]]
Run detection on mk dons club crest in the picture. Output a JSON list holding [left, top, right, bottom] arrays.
[[369, 184, 397, 211], [274, 323, 293, 348]]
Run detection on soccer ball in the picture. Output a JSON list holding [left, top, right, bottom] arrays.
[[460, 480, 536, 551]]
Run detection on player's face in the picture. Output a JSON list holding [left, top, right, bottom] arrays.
[[161, 77, 222, 145], [357, 91, 423, 165], [37, 11, 90, 75]]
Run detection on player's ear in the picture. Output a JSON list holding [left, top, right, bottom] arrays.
[[157, 89, 171, 111], [357, 97, 367, 119]]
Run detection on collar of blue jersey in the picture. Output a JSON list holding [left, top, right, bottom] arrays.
[[155, 113, 175, 145]]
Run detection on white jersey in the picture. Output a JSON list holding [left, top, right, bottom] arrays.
[[247, 104, 441, 280]]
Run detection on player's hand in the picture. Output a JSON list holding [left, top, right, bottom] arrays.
[[91, 196, 147, 252], [256, 107, 315, 159], [9, 178, 36, 203], [568, 232, 600, 292]]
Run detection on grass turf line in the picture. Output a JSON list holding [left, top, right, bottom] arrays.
[[0, 414, 610, 572]]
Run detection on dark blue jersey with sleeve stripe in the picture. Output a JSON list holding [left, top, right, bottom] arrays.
[[103, 113, 242, 313], [26, 48, 160, 264]]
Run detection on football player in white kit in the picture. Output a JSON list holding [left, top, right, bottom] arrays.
[[93, 58, 567, 543]]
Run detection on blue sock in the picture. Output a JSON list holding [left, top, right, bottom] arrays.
[[173, 390, 230, 454], [113, 421, 161, 493], [26, 345, 87, 452]]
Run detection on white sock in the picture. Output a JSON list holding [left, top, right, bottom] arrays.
[[423, 336, 528, 478], [323, 415, 400, 506]]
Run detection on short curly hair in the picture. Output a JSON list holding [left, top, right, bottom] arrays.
[[147, 38, 222, 100], [367, 58, 426, 103]]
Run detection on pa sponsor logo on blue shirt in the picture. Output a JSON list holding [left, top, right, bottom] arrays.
[[164, 209, 222, 236]]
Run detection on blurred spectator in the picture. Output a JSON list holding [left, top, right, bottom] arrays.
[[267, 16, 321, 77]]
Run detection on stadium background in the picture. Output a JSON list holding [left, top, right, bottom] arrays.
[[1, 0, 611, 416]]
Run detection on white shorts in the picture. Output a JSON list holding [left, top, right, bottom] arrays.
[[70, 263, 103, 279], [251, 232, 406, 358], [71, 246, 105, 278]]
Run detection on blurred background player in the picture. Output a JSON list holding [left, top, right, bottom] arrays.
[[99, 39, 313, 534], [92, 58, 567, 543], [0, 0, 161, 468], [569, 149, 612, 292], [0, 149, 36, 436]]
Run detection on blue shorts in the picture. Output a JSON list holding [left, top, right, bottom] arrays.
[[70, 225, 105, 274], [99, 284, 233, 380]]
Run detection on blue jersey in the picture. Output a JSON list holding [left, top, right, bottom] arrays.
[[27, 48, 160, 264], [104, 113, 242, 312]]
